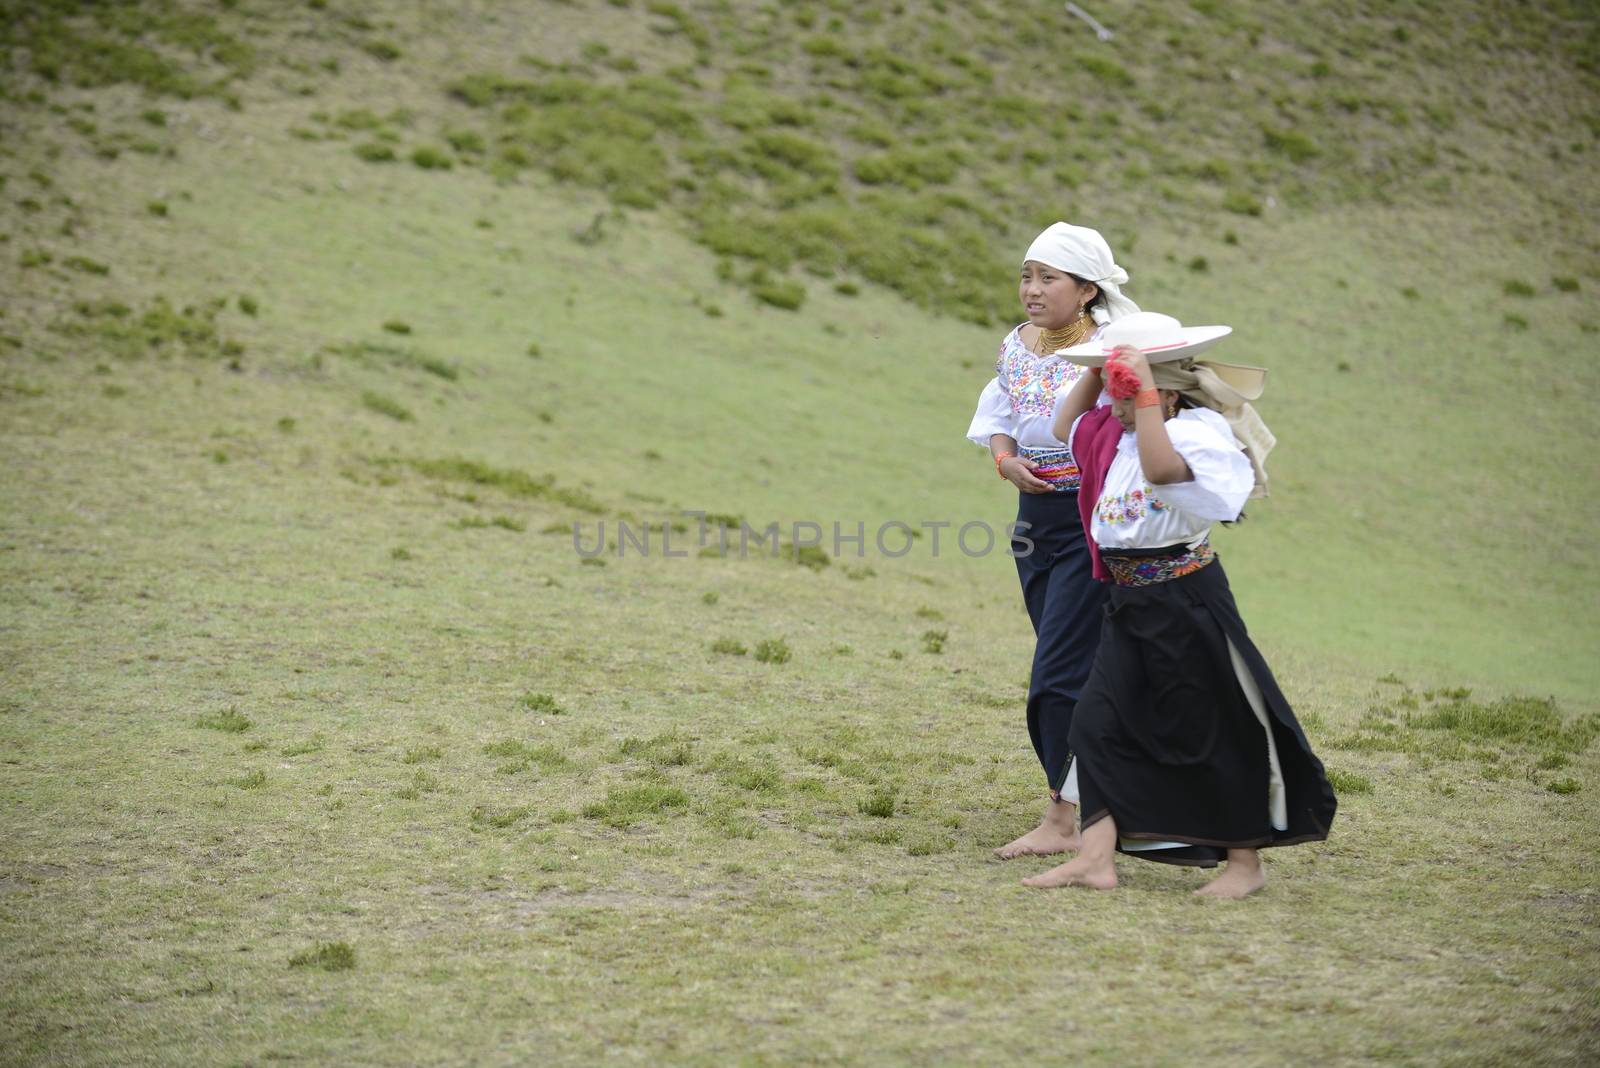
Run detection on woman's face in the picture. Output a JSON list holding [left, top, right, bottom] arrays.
[[1019, 261, 1095, 329], [1111, 389, 1179, 432]]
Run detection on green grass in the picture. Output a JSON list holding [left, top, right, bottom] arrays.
[[410, 145, 452, 170], [288, 941, 356, 971], [354, 141, 395, 162], [62, 254, 109, 275], [280, 736, 324, 757], [380, 0, 1594, 324], [1408, 694, 1599, 754], [396, 456, 605, 514], [194, 706, 252, 733], [617, 732, 692, 767], [753, 638, 791, 664], [395, 769, 439, 798], [0, 1, 1597, 1065], [518, 692, 565, 715], [858, 786, 898, 818], [360, 389, 413, 421], [1326, 768, 1374, 795], [581, 783, 691, 828]]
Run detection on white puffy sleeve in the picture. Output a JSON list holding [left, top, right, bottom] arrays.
[[966, 377, 1014, 447], [1154, 409, 1255, 521]]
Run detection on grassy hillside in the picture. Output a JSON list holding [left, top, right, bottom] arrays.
[[2, 1, 1599, 1065]]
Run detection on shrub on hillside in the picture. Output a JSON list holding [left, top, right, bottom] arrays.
[[753, 638, 791, 664], [1222, 189, 1264, 216], [752, 279, 805, 311], [289, 942, 355, 971], [1262, 125, 1321, 162], [65, 295, 242, 361], [361, 391, 413, 421], [411, 145, 453, 170]]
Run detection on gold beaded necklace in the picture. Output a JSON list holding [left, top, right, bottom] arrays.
[[1032, 308, 1093, 355]]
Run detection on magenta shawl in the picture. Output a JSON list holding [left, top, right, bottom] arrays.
[[1070, 406, 1123, 582]]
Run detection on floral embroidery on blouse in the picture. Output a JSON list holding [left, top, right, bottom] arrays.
[[1096, 485, 1170, 525], [996, 327, 1086, 417]]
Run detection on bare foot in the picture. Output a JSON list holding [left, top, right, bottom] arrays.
[[993, 823, 1081, 860], [1194, 862, 1267, 899], [1021, 853, 1118, 890]]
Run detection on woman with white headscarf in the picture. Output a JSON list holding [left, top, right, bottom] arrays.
[[965, 222, 1140, 860]]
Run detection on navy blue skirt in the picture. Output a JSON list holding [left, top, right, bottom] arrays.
[[1011, 489, 1108, 795]]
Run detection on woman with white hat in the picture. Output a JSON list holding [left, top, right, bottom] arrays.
[[965, 222, 1141, 860], [1016, 313, 1337, 896]]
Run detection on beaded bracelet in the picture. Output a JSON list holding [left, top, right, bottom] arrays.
[[1134, 388, 1161, 409], [994, 450, 1017, 478]]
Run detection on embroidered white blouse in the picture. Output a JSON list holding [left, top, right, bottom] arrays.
[[1076, 407, 1255, 550], [965, 322, 1105, 449]]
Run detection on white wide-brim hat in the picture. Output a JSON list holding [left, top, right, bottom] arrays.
[[1057, 311, 1232, 366]]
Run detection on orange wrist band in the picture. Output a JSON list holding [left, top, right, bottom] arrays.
[[1134, 388, 1160, 409], [994, 450, 1016, 477]]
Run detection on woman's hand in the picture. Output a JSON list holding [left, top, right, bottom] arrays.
[[1116, 345, 1193, 485], [1107, 344, 1154, 389], [999, 455, 1055, 494]]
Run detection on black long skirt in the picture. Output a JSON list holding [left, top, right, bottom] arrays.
[[1068, 554, 1337, 867], [1011, 490, 1108, 796]]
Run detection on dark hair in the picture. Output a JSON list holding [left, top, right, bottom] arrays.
[[1068, 273, 1107, 317]]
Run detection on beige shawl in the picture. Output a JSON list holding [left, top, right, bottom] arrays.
[[1149, 358, 1275, 499]]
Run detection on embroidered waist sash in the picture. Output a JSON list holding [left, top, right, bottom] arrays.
[[1101, 540, 1216, 587], [1018, 444, 1080, 493]]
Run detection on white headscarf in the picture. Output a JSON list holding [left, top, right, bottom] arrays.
[[1150, 359, 1276, 499], [1023, 222, 1140, 324]]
